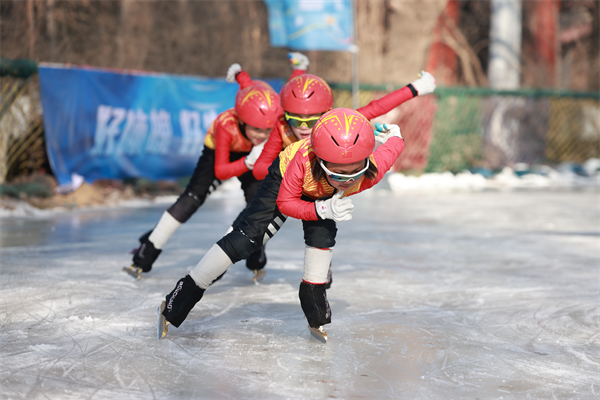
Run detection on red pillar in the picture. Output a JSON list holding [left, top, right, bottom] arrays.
[[425, 1, 459, 86], [531, 0, 560, 86]]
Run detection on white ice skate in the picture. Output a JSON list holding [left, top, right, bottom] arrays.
[[308, 325, 327, 343], [157, 301, 169, 339]]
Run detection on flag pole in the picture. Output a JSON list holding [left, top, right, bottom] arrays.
[[351, 0, 359, 109]]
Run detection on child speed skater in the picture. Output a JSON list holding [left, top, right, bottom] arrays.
[[123, 55, 307, 280], [251, 70, 436, 181], [224, 69, 436, 282], [157, 74, 436, 340]]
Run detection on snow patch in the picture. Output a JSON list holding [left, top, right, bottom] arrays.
[[388, 163, 600, 193]]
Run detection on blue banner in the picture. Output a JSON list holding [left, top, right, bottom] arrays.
[[265, 0, 354, 51], [38, 64, 283, 185]]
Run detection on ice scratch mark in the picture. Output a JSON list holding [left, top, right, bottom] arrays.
[[415, 327, 434, 336], [360, 366, 394, 396], [565, 346, 600, 367], [276, 357, 290, 372]]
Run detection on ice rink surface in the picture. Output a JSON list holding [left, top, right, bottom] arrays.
[[1, 188, 598, 399]]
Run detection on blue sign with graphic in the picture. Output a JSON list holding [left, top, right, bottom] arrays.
[[265, 0, 354, 51], [38, 64, 283, 185]]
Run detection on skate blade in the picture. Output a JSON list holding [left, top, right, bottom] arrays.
[[308, 325, 327, 343], [157, 301, 169, 339], [253, 269, 267, 284], [122, 265, 142, 280]]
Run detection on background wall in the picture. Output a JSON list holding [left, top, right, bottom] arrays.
[[1, 0, 597, 89]]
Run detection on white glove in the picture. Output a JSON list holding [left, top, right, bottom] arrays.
[[244, 141, 266, 170], [226, 63, 242, 83], [288, 52, 310, 70], [374, 123, 402, 145], [411, 70, 436, 96], [315, 191, 354, 222]]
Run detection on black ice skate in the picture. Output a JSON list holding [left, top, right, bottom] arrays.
[[246, 245, 267, 284], [158, 275, 205, 338], [123, 231, 161, 280], [299, 281, 331, 343]]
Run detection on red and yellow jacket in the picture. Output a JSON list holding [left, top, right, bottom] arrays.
[[252, 85, 417, 181], [203, 108, 252, 181], [276, 136, 405, 221], [202, 69, 306, 182]]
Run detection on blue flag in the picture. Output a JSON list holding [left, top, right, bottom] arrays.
[[265, 0, 354, 51], [38, 64, 283, 185]]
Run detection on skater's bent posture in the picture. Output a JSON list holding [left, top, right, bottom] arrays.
[[126, 54, 311, 280], [226, 70, 437, 282], [158, 107, 423, 339], [124, 65, 302, 280]]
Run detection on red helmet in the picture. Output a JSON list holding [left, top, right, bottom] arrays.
[[311, 108, 375, 164], [281, 74, 333, 115], [235, 83, 282, 129]]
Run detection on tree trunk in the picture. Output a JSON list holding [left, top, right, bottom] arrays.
[[117, 0, 154, 70]]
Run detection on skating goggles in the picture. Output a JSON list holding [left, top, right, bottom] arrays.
[[320, 159, 370, 183], [284, 112, 320, 129]]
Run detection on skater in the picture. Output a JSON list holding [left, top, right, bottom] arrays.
[[124, 54, 309, 280], [218, 70, 436, 283], [158, 104, 433, 341], [251, 70, 436, 181]]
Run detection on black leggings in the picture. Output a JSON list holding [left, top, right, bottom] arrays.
[[217, 157, 337, 263], [167, 147, 261, 223]]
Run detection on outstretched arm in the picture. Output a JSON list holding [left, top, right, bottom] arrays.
[[287, 52, 309, 82], [226, 63, 254, 90], [358, 71, 437, 120], [253, 123, 284, 180]]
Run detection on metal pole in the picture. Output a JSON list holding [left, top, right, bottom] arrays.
[[488, 0, 522, 89], [351, 0, 359, 109]]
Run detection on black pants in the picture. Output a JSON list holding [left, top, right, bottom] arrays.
[[218, 157, 337, 263], [167, 147, 261, 222]]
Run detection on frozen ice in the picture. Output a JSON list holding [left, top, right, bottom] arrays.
[[0, 186, 598, 399]]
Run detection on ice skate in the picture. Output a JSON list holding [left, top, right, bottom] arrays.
[[122, 265, 143, 280], [253, 269, 267, 284], [247, 246, 267, 284], [124, 230, 161, 279], [157, 300, 169, 339], [308, 325, 327, 343], [299, 281, 331, 342]]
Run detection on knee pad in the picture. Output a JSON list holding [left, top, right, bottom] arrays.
[[299, 281, 331, 328], [167, 190, 202, 223], [217, 229, 261, 264], [303, 219, 337, 249], [246, 245, 267, 271], [162, 275, 205, 327]]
